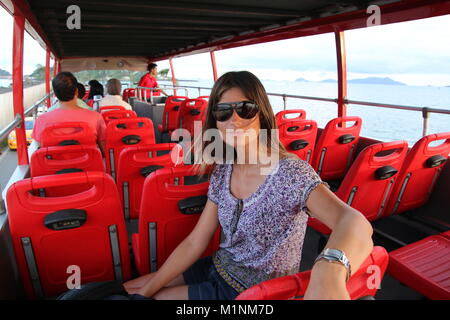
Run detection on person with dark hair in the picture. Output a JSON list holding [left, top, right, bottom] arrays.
[[48, 81, 90, 111], [32, 72, 107, 153], [86, 79, 104, 108], [99, 78, 132, 110], [124, 71, 374, 300], [138, 63, 169, 103]]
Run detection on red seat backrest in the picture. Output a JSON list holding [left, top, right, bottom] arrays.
[[236, 246, 388, 300], [30, 145, 104, 177], [40, 122, 96, 147], [122, 88, 135, 103], [132, 165, 220, 275], [311, 116, 362, 180], [278, 120, 318, 163], [102, 110, 137, 125], [336, 140, 408, 221], [105, 117, 155, 179], [6, 172, 131, 298], [158, 96, 188, 133], [99, 105, 126, 113], [385, 132, 450, 215], [178, 98, 208, 137], [275, 109, 307, 126], [116, 143, 183, 219]]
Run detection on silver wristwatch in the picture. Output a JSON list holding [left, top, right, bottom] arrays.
[[314, 248, 352, 282]]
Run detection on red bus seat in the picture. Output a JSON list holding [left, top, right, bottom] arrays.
[[116, 143, 183, 220], [388, 232, 450, 300], [275, 109, 306, 126], [99, 105, 126, 113], [132, 165, 220, 275], [308, 140, 408, 234], [278, 120, 317, 163], [40, 122, 96, 147], [30, 145, 104, 177], [102, 110, 137, 125], [236, 246, 388, 300], [384, 132, 450, 215], [6, 172, 131, 298], [105, 117, 155, 180], [177, 98, 208, 137], [311, 116, 362, 180], [122, 88, 136, 103], [157, 96, 188, 133]]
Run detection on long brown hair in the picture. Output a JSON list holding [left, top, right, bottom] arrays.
[[193, 71, 293, 174]]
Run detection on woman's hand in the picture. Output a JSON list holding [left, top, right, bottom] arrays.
[[303, 260, 350, 300]]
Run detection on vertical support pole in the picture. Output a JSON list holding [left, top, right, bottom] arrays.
[[210, 51, 218, 82], [53, 58, 58, 77], [169, 57, 177, 96], [335, 31, 347, 123], [45, 49, 51, 108], [12, 12, 28, 165]]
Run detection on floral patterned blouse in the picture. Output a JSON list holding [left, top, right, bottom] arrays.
[[207, 156, 327, 291]]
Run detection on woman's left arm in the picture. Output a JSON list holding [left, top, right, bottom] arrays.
[[303, 184, 374, 300]]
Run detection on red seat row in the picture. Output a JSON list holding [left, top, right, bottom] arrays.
[[6, 165, 221, 298], [158, 96, 208, 137], [308, 132, 450, 235], [276, 109, 362, 180]]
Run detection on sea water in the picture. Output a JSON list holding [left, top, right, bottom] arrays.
[[166, 79, 450, 147]]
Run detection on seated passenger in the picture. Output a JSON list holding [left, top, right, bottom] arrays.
[[47, 82, 90, 111], [123, 71, 374, 300], [32, 72, 106, 153], [138, 63, 169, 103], [86, 79, 104, 108], [99, 79, 133, 110]]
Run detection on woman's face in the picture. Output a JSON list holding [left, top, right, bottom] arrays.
[[215, 87, 261, 151]]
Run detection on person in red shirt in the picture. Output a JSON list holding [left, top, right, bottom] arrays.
[[138, 63, 169, 103], [32, 72, 107, 154]]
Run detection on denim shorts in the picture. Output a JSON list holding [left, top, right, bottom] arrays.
[[182, 256, 240, 300]]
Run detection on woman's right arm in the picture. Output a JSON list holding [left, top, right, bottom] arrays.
[[136, 199, 220, 297]]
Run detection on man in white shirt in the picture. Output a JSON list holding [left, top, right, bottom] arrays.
[[99, 78, 133, 110]]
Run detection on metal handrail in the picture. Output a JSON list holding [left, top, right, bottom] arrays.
[[0, 93, 50, 142], [135, 86, 189, 103], [148, 84, 450, 136]]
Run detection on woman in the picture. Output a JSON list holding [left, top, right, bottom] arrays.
[[124, 71, 373, 300], [138, 63, 169, 103]]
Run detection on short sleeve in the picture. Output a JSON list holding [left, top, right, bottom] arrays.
[[291, 159, 329, 214], [207, 164, 227, 205]]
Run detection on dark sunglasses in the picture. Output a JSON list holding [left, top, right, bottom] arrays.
[[212, 101, 259, 122]]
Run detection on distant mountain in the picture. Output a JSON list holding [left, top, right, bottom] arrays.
[[295, 76, 405, 85], [295, 77, 310, 82], [348, 77, 405, 85], [0, 68, 11, 77]]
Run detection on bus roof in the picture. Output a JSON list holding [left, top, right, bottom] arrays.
[[2, 0, 450, 71]]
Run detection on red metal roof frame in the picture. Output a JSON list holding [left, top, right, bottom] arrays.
[[151, 0, 450, 62], [1, 0, 59, 59]]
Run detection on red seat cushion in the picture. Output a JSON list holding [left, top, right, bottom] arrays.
[[388, 233, 450, 300]]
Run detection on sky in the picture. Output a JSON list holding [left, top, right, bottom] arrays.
[[0, 7, 449, 86]]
